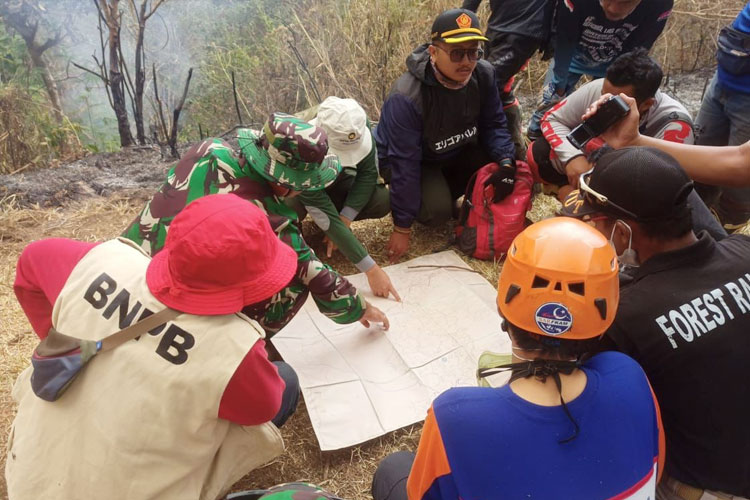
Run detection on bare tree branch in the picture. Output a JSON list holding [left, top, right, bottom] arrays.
[[286, 27, 321, 104], [168, 67, 193, 158], [144, 0, 166, 21], [92, 0, 107, 25], [152, 62, 169, 141], [37, 29, 62, 54], [73, 62, 108, 82], [231, 70, 243, 124]]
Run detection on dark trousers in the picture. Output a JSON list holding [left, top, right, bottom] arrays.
[[694, 72, 750, 229], [486, 32, 543, 160], [417, 144, 492, 227], [271, 361, 300, 428], [528, 136, 728, 242], [528, 136, 568, 186], [371, 451, 415, 500], [486, 31, 542, 102]]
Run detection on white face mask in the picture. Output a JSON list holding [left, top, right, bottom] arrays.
[[609, 219, 639, 269]]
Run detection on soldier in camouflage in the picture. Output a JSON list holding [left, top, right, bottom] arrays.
[[123, 113, 389, 335]]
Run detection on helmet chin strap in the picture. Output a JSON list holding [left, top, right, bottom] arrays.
[[511, 346, 576, 363], [479, 348, 583, 443]]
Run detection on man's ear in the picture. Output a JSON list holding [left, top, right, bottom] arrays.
[[428, 44, 437, 60], [638, 97, 655, 114], [614, 219, 634, 246]]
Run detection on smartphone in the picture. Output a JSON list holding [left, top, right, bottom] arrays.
[[566, 95, 631, 150]]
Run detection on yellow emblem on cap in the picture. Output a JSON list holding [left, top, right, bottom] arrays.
[[456, 13, 472, 29], [348, 132, 357, 140]]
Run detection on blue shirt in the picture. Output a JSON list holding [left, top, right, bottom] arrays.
[[717, 2, 750, 94], [408, 351, 663, 500]]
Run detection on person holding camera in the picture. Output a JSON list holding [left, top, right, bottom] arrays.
[[526, 0, 673, 141], [528, 49, 725, 240], [374, 8, 516, 264], [582, 92, 750, 189]]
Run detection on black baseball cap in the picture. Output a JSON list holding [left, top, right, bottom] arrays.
[[561, 147, 694, 222], [431, 9, 489, 44]]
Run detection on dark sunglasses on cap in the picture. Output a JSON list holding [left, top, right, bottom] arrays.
[[433, 44, 484, 63], [579, 168, 640, 220]]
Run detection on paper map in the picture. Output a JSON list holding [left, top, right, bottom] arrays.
[[272, 251, 511, 450]]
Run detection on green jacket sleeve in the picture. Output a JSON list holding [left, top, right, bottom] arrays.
[[297, 189, 375, 272], [274, 213, 367, 324]]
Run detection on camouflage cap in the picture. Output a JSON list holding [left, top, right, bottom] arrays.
[[238, 113, 341, 191]]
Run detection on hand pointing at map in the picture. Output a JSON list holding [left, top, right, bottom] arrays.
[[365, 265, 402, 301], [360, 300, 390, 330]]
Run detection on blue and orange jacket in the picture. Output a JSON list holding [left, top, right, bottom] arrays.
[[407, 352, 665, 500]]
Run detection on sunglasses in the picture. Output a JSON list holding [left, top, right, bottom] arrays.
[[578, 168, 640, 220], [433, 44, 484, 63]]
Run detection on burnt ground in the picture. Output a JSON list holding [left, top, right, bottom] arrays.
[[0, 146, 176, 208], [0, 69, 715, 210]]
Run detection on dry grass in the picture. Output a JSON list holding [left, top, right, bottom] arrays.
[[0, 189, 561, 499], [1, 189, 749, 498], [0, 194, 147, 498], [0, 86, 83, 175], [187, 0, 747, 135]]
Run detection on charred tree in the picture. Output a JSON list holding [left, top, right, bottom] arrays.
[[75, 0, 134, 147], [127, 0, 165, 145], [100, 0, 134, 147], [0, 0, 65, 122], [153, 65, 192, 159]]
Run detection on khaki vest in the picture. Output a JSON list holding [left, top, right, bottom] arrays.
[[6, 239, 284, 500]]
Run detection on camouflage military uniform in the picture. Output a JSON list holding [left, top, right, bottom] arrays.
[[239, 118, 378, 272], [228, 482, 343, 500], [122, 138, 365, 334]]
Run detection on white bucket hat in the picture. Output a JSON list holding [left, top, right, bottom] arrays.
[[310, 96, 373, 167]]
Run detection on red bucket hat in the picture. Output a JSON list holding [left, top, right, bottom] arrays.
[[146, 194, 298, 315]]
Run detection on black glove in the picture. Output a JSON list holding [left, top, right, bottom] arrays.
[[484, 158, 517, 202]]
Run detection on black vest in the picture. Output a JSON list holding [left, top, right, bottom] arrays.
[[393, 60, 495, 158]]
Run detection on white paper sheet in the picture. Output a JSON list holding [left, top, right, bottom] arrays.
[[272, 251, 511, 450]]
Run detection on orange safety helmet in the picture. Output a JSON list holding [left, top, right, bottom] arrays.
[[497, 217, 619, 340]]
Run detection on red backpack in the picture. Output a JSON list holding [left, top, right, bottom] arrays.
[[455, 161, 534, 260]]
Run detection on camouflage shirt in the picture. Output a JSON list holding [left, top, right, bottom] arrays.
[[241, 482, 343, 500], [122, 138, 366, 334]]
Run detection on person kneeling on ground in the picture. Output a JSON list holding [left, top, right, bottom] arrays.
[[371, 217, 664, 500], [123, 113, 389, 337], [580, 92, 750, 189], [530, 48, 726, 241], [525, 0, 673, 140], [7, 194, 302, 499], [562, 146, 750, 499], [374, 8, 517, 263], [287, 97, 393, 281]]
